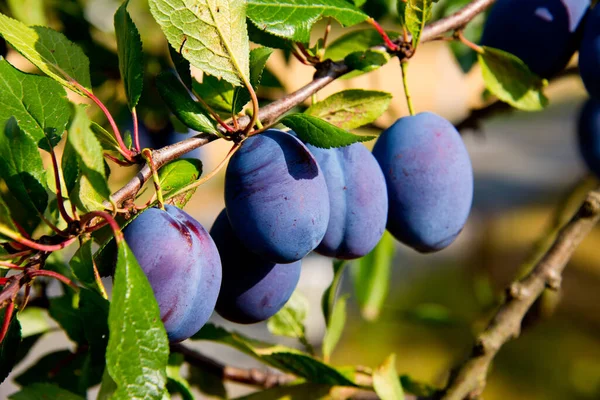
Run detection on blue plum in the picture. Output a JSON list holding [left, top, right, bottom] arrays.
[[577, 99, 600, 176], [372, 112, 473, 253], [579, 5, 600, 99], [122, 205, 222, 342], [225, 129, 330, 263], [210, 209, 301, 324], [305, 143, 388, 259], [481, 0, 590, 78]]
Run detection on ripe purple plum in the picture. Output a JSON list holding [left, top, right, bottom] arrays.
[[579, 4, 600, 99], [122, 205, 222, 342], [210, 209, 301, 324], [306, 143, 388, 259], [481, 0, 590, 78], [578, 99, 600, 176], [225, 129, 330, 263], [372, 112, 473, 253]]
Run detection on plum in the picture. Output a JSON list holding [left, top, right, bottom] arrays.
[[372, 112, 473, 253], [305, 143, 388, 259], [122, 204, 222, 342], [481, 0, 590, 78], [579, 5, 600, 99], [577, 99, 600, 176], [210, 209, 301, 324], [225, 129, 330, 263]]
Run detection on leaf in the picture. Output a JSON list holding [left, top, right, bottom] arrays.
[[344, 49, 390, 73], [247, 21, 290, 49], [0, 14, 92, 94], [281, 113, 376, 148], [91, 122, 121, 153], [325, 29, 401, 60], [192, 74, 235, 115], [115, 0, 144, 109], [397, 0, 433, 48], [106, 240, 169, 400], [70, 240, 103, 293], [158, 158, 203, 208], [233, 382, 332, 400], [321, 260, 348, 324], [7, 0, 47, 26], [79, 289, 109, 384], [17, 307, 51, 338], [246, 0, 368, 43], [188, 365, 227, 398], [149, 0, 250, 86], [439, 0, 484, 73], [67, 104, 111, 204], [233, 47, 273, 113], [0, 307, 21, 384], [61, 138, 79, 195], [166, 353, 194, 400], [267, 291, 309, 339], [156, 71, 219, 135], [351, 231, 395, 321], [169, 44, 192, 90], [0, 117, 48, 220], [8, 383, 84, 400], [322, 294, 347, 362], [0, 195, 18, 243], [373, 354, 404, 400], [49, 295, 85, 344], [478, 46, 548, 111], [306, 89, 391, 130], [400, 375, 437, 397], [97, 369, 118, 400], [0, 59, 70, 149]]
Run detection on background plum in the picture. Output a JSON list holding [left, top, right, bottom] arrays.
[[122, 205, 222, 342], [306, 143, 388, 259], [225, 129, 330, 263], [210, 209, 301, 324], [577, 99, 600, 176], [579, 4, 600, 99], [480, 0, 590, 78], [372, 112, 473, 253]]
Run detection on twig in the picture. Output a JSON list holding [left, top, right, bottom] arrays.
[[438, 189, 600, 400]]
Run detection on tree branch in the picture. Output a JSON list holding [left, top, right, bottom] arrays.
[[438, 188, 600, 400], [109, 0, 497, 207]]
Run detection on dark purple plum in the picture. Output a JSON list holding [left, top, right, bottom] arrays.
[[481, 0, 590, 78], [305, 143, 388, 259], [122, 205, 222, 342], [225, 129, 330, 263], [580, 5, 600, 99], [372, 112, 473, 253], [210, 209, 301, 324], [578, 99, 600, 176]]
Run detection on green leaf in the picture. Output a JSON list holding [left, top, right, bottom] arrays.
[[325, 29, 401, 60], [439, 0, 484, 72], [192, 74, 235, 115], [322, 294, 347, 362], [0, 307, 21, 384], [400, 375, 437, 397], [97, 369, 117, 400], [281, 113, 376, 149], [7, 0, 47, 26], [149, 0, 250, 86], [106, 240, 169, 400], [373, 354, 404, 400], [397, 0, 433, 48], [233, 382, 332, 400], [17, 307, 51, 338], [233, 47, 273, 113], [306, 89, 391, 130], [79, 289, 109, 383], [49, 294, 85, 344], [0, 59, 70, 149], [167, 353, 194, 400], [247, 21, 290, 49], [478, 46, 548, 111], [8, 383, 84, 400], [91, 122, 121, 153], [67, 104, 111, 207], [0, 117, 48, 220], [61, 138, 79, 195], [169, 44, 192, 90], [0, 14, 92, 94], [351, 231, 395, 321], [321, 260, 348, 324], [188, 365, 227, 398], [158, 158, 203, 208], [246, 0, 368, 43], [114, 0, 144, 109], [267, 291, 309, 340], [70, 240, 103, 293], [156, 71, 219, 135], [0, 195, 18, 243], [344, 49, 390, 73]]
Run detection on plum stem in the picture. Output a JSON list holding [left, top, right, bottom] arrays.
[[400, 60, 415, 116], [142, 148, 165, 210], [242, 75, 260, 136], [457, 30, 484, 54], [191, 88, 235, 134]]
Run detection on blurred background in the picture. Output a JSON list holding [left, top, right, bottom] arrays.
[[0, 0, 599, 399]]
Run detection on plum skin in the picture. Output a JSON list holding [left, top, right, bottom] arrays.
[[210, 209, 301, 324], [122, 204, 222, 342], [480, 0, 590, 78], [372, 112, 473, 253], [578, 99, 600, 176], [579, 5, 600, 99], [225, 129, 330, 264], [306, 143, 388, 259]]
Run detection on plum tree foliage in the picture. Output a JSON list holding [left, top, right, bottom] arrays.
[[0, 0, 598, 399]]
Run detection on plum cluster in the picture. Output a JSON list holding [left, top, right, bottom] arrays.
[[120, 121, 473, 341]]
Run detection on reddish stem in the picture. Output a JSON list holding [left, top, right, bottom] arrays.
[[0, 301, 15, 343], [47, 143, 73, 224], [367, 18, 399, 51], [12, 236, 77, 253], [21, 284, 31, 310], [0, 250, 32, 261], [104, 153, 133, 166], [81, 211, 123, 243], [28, 270, 78, 290], [12, 220, 31, 239], [0, 261, 25, 270], [0, 277, 8, 285], [132, 108, 141, 153]]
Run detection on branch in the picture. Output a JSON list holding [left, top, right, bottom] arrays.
[[109, 0, 496, 207], [439, 188, 600, 400]]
